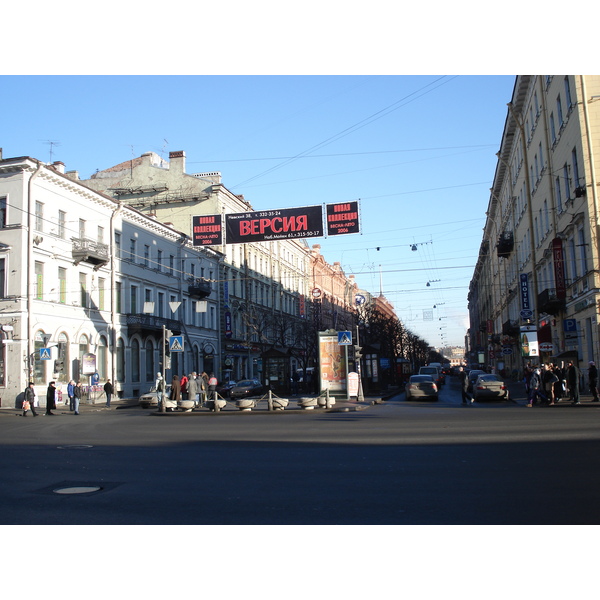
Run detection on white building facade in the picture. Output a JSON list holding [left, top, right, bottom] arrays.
[[0, 154, 221, 407]]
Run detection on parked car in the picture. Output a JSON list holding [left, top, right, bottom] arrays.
[[472, 374, 509, 401], [467, 369, 486, 392], [230, 379, 264, 399], [419, 366, 444, 386], [138, 384, 172, 409], [405, 374, 439, 400]]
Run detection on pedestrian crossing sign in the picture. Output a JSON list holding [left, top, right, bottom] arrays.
[[337, 331, 352, 345], [40, 348, 51, 360], [169, 336, 184, 352]]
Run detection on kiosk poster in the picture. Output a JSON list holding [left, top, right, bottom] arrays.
[[318, 331, 346, 393]]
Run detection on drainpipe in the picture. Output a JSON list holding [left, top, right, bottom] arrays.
[[26, 161, 44, 379]]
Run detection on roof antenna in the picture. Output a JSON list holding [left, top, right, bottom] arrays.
[[41, 140, 61, 163]]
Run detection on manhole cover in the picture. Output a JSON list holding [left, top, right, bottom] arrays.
[[53, 486, 102, 495]]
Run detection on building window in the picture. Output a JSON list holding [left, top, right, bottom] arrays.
[[99, 277, 105, 310], [564, 76, 573, 109], [0, 197, 6, 228], [555, 177, 563, 213], [98, 226, 104, 243], [557, 95, 564, 127], [116, 281, 122, 313], [130, 239, 136, 262], [35, 202, 43, 231], [58, 267, 67, 304], [169, 255, 174, 275], [116, 338, 125, 382], [158, 292, 164, 317], [0, 258, 5, 298], [79, 272, 88, 307], [58, 210, 66, 239], [144, 244, 150, 267], [538, 142, 544, 172], [568, 237, 578, 282], [97, 336, 107, 380], [145, 339, 154, 382], [157, 249, 162, 271], [578, 228, 588, 274], [130, 284, 138, 314], [550, 113, 556, 145], [563, 164, 570, 200], [114, 232, 121, 259], [35, 261, 43, 300], [79, 219, 86, 239], [131, 339, 140, 382], [572, 147, 580, 187]]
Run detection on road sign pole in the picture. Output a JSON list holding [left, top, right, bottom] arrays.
[[161, 324, 166, 413]]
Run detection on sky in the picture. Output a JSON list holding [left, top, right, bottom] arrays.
[[1, 74, 516, 348]]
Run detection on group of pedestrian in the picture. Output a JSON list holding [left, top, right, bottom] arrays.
[[155, 371, 215, 411], [523, 360, 593, 407], [66, 379, 84, 414]]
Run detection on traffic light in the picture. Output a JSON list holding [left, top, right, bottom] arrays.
[[54, 360, 64, 373], [354, 345, 363, 360]]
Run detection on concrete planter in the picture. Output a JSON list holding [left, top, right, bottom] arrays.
[[297, 397, 318, 410], [236, 399, 256, 411]]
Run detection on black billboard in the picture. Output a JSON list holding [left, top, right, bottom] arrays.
[[192, 214, 223, 246], [326, 201, 360, 236], [225, 205, 323, 244]]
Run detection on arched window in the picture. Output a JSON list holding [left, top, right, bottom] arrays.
[[145, 339, 154, 382], [56, 332, 69, 383], [33, 330, 47, 384], [131, 339, 140, 382]]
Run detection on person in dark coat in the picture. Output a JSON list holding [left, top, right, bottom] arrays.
[[73, 381, 82, 415], [566, 361, 581, 405], [458, 366, 470, 404], [168, 375, 181, 411], [588, 361, 599, 401], [104, 379, 114, 407], [23, 382, 38, 417], [45, 381, 57, 415]]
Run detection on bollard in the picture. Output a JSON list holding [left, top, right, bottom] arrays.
[[213, 390, 220, 412], [268, 390, 273, 411], [325, 388, 331, 409]]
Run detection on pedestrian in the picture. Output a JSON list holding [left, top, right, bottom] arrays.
[[588, 361, 599, 402], [180, 373, 188, 400], [208, 373, 218, 393], [104, 379, 114, 407], [168, 375, 181, 411], [199, 372, 208, 404], [67, 379, 76, 411], [22, 382, 38, 417], [73, 381, 82, 415], [458, 366, 470, 404], [292, 370, 300, 396], [567, 360, 581, 405], [542, 363, 559, 405], [526, 367, 546, 407], [45, 381, 57, 415], [187, 373, 198, 407], [155, 372, 164, 411]]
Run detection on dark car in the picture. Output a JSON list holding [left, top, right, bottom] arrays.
[[405, 374, 439, 400], [230, 379, 264, 399], [216, 380, 236, 398], [467, 370, 486, 392]]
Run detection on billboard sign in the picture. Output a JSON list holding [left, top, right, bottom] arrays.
[[318, 331, 347, 393], [225, 206, 323, 244], [326, 201, 360, 236], [192, 215, 223, 246], [552, 238, 566, 300], [520, 325, 539, 358]]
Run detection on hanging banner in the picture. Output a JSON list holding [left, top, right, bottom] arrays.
[[552, 237, 567, 300], [192, 215, 223, 246], [520, 273, 531, 311], [326, 201, 360, 236], [225, 206, 323, 244], [520, 325, 539, 358]]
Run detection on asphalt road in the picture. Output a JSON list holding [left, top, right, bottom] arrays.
[[2, 377, 600, 525]]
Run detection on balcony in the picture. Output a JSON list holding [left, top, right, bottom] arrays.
[[125, 314, 181, 336], [72, 238, 109, 269], [188, 277, 212, 299], [496, 232, 514, 258], [537, 288, 566, 316]]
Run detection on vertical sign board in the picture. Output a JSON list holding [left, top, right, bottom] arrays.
[[552, 238, 567, 300], [318, 331, 346, 393], [520, 325, 539, 358], [520, 274, 531, 311], [192, 215, 223, 246], [82, 353, 97, 375]]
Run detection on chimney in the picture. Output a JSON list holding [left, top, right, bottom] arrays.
[[65, 170, 80, 181], [169, 151, 186, 175], [51, 161, 66, 174]]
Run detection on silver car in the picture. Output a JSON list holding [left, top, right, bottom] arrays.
[[472, 374, 509, 401], [138, 385, 172, 409], [405, 374, 439, 400]]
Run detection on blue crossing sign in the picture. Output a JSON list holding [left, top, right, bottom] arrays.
[[338, 331, 352, 345], [169, 335, 184, 352], [39, 348, 51, 360]]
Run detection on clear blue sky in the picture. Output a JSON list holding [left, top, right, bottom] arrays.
[[1, 74, 515, 347]]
